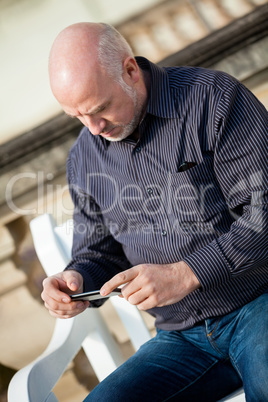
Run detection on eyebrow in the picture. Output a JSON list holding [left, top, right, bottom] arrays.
[[88, 102, 110, 116], [66, 101, 110, 118]]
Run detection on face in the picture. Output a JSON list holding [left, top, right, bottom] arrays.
[[60, 68, 145, 142]]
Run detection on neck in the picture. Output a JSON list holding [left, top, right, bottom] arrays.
[[138, 68, 151, 124]]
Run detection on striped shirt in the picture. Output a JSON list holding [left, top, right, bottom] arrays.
[[66, 57, 268, 330]]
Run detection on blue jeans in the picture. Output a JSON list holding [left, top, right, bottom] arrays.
[[84, 290, 268, 401]]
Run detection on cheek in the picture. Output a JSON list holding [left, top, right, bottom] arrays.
[[108, 106, 134, 125], [119, 101, 135, 123], [107, 92, 135, 124]]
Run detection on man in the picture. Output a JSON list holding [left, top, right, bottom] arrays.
[[42, 22, 268, 401]]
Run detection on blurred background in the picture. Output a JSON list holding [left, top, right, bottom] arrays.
[[0, 0, 267, 400]]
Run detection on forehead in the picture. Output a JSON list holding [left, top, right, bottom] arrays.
[[61, 67, 116, 114]]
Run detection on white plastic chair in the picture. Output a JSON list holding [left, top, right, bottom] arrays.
[[8, 213, 245, 402], [8, 214, 151, 402]]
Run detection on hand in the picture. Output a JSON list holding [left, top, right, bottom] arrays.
[[41, 270, 89, 319], [100, 262, 200, 310]]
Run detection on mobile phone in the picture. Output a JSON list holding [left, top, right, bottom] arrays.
[[70, 288, 121, 302]]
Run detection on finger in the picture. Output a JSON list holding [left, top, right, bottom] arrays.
[[44, 300, 89, 317], [49, 305, 88, 319], [136, 298, 151, 311], [42, 271, 83, 303], [42, 277, 71, 304], [61, 301, 89, 317], [120, 274, 145, 299], [48, 307, 84, 319], [56, 299, 89, 312], [136, 295, 158, 311], [125, 288, 147, 306], [100, 267, 138, 296], [54, 271, 82, 294]]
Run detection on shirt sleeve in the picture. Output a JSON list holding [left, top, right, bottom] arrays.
[[64, 151, 131, 299], [183, 80, 268, 291]]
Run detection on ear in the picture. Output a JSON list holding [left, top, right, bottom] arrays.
[[122, 57, 140, 85]]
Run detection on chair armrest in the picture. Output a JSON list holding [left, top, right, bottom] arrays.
[[8, 307, 124, 402], [218, 387, 245, 401], [110, 297, 151, 351], [8, 317, 78, 402]]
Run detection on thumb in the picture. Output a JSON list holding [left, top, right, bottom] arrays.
[[65, 270, 83, 292]]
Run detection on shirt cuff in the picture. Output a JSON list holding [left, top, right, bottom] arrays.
[[183, 240, 231, 291]]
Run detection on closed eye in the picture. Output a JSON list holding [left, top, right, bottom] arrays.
[[88, 102, 110, 116]]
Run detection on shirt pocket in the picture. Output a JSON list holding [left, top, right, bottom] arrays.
[[167, 154, 227, 224]]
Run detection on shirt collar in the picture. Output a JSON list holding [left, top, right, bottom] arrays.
[[136, 56, 178, 119], [97, 57, 178, 149]]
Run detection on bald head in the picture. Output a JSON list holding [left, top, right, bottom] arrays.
[[49, 23, 103, 103], [49, 22, 134, 104]]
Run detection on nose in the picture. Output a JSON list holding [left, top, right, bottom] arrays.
[[83, 115, 106, 135]]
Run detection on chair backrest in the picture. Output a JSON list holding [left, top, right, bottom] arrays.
[[54, 220, 73, 260], [30, 214, 71, 276]]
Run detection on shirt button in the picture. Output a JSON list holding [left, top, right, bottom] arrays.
[[135, 146, 141, 153], [161, 229, 167, 237], [196, 309, 202, 316], [147, 187, 153, 195]]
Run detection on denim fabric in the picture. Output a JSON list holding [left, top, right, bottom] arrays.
[[84, 291, 268, 401]]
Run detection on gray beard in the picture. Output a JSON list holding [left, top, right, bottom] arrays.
[[105, 89, 143, 142]]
